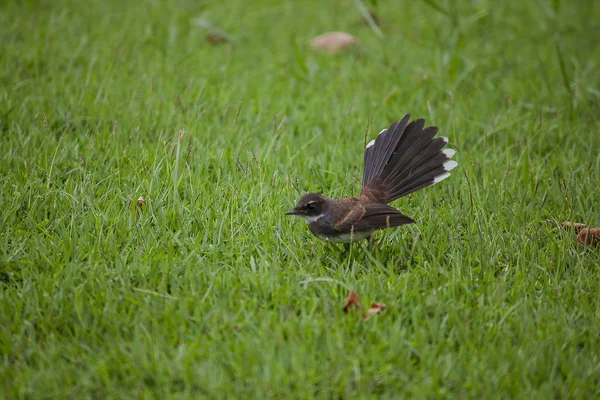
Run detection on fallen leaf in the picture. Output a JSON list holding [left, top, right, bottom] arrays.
[[310, 32, 358, 54], [127, 195, 145, 218], [206, 31, 228, 44], [560, 221, 587, 233], [577, 228, 600, 248], [363, 302, 387, 321], [194, 18, 232, 45], [343, 290, 360, 313]]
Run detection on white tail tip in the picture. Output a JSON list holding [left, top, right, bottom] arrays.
[[366, 129, 388, 149], [443, 160, 458, 171], [442, 149, 456, 159], [433, 172, 451, 184]]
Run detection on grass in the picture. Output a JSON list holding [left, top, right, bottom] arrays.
[[1, 0, 599, 398]]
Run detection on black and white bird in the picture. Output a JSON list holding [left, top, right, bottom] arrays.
[[286, 114, 457, 243]]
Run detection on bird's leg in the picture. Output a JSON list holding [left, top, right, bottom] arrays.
[[339, 243, 351, 258], [331, 243, 351, 261], [324, 242, 349, 258]]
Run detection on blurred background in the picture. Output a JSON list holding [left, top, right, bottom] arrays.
[[1, 0, 599, 397], [2, 0, 599, 192]]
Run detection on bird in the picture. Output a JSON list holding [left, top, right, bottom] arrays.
[[286, 114, 457, 244]]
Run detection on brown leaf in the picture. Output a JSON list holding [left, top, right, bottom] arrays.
[[310, 32, 358, 54], [194, 18, 232, 45], [206, 31, 228, 44], [363, 302, 387, 321], [343, 290, 360, 313], [127, 195, 145, 218], [560, 221, 587, 233], [577, 228, 600, 248]]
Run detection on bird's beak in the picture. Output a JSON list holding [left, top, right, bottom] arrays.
[[286, 209, 298, 215]]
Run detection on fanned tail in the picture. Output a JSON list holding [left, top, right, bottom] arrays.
[[360, 114, 457, 204]]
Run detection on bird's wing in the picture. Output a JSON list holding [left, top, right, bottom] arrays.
[[333, 201, 414, 234]]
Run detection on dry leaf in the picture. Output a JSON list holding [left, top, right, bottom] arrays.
[[194, 18, 232, 45], [127, 195, 145, 218], [206, 31, 228, 44], [560, 221, 587, 233], [577, 228, 600, 248], [343, 291, 387, 321], [363, 302, 387, 321], [310, 32, 358, 54], [343, 290, 360, 313]]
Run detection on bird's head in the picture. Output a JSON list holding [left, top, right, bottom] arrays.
[[286, 193, 328, 223]]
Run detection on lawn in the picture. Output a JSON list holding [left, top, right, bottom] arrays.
[[1, 0, 599, 398]]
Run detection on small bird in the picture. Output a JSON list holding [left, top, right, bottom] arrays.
[[286, 114, 457, 243]]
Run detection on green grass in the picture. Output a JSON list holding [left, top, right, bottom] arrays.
[[1, 0, 600, 398]]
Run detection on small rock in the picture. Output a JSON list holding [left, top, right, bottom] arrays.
[[310, 32, 358, 54], [577, 228, 600, 248]]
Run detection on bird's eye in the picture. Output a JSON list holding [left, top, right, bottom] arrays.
[[305, 203, 315, 210]]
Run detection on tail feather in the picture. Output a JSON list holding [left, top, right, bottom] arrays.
[[383, 138, 449, 193], [362, 115, 410, 186], [389, 159, 457, 199], [360, 115, 457, 204], [379, 125, 439, 187]]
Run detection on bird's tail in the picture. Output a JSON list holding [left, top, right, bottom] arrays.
[[360, 114, 457, 204]]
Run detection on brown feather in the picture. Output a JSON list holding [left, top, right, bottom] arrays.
[[332, 201, 414, 233]]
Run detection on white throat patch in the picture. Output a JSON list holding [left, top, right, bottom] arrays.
[[300, 214, 324, 224]]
